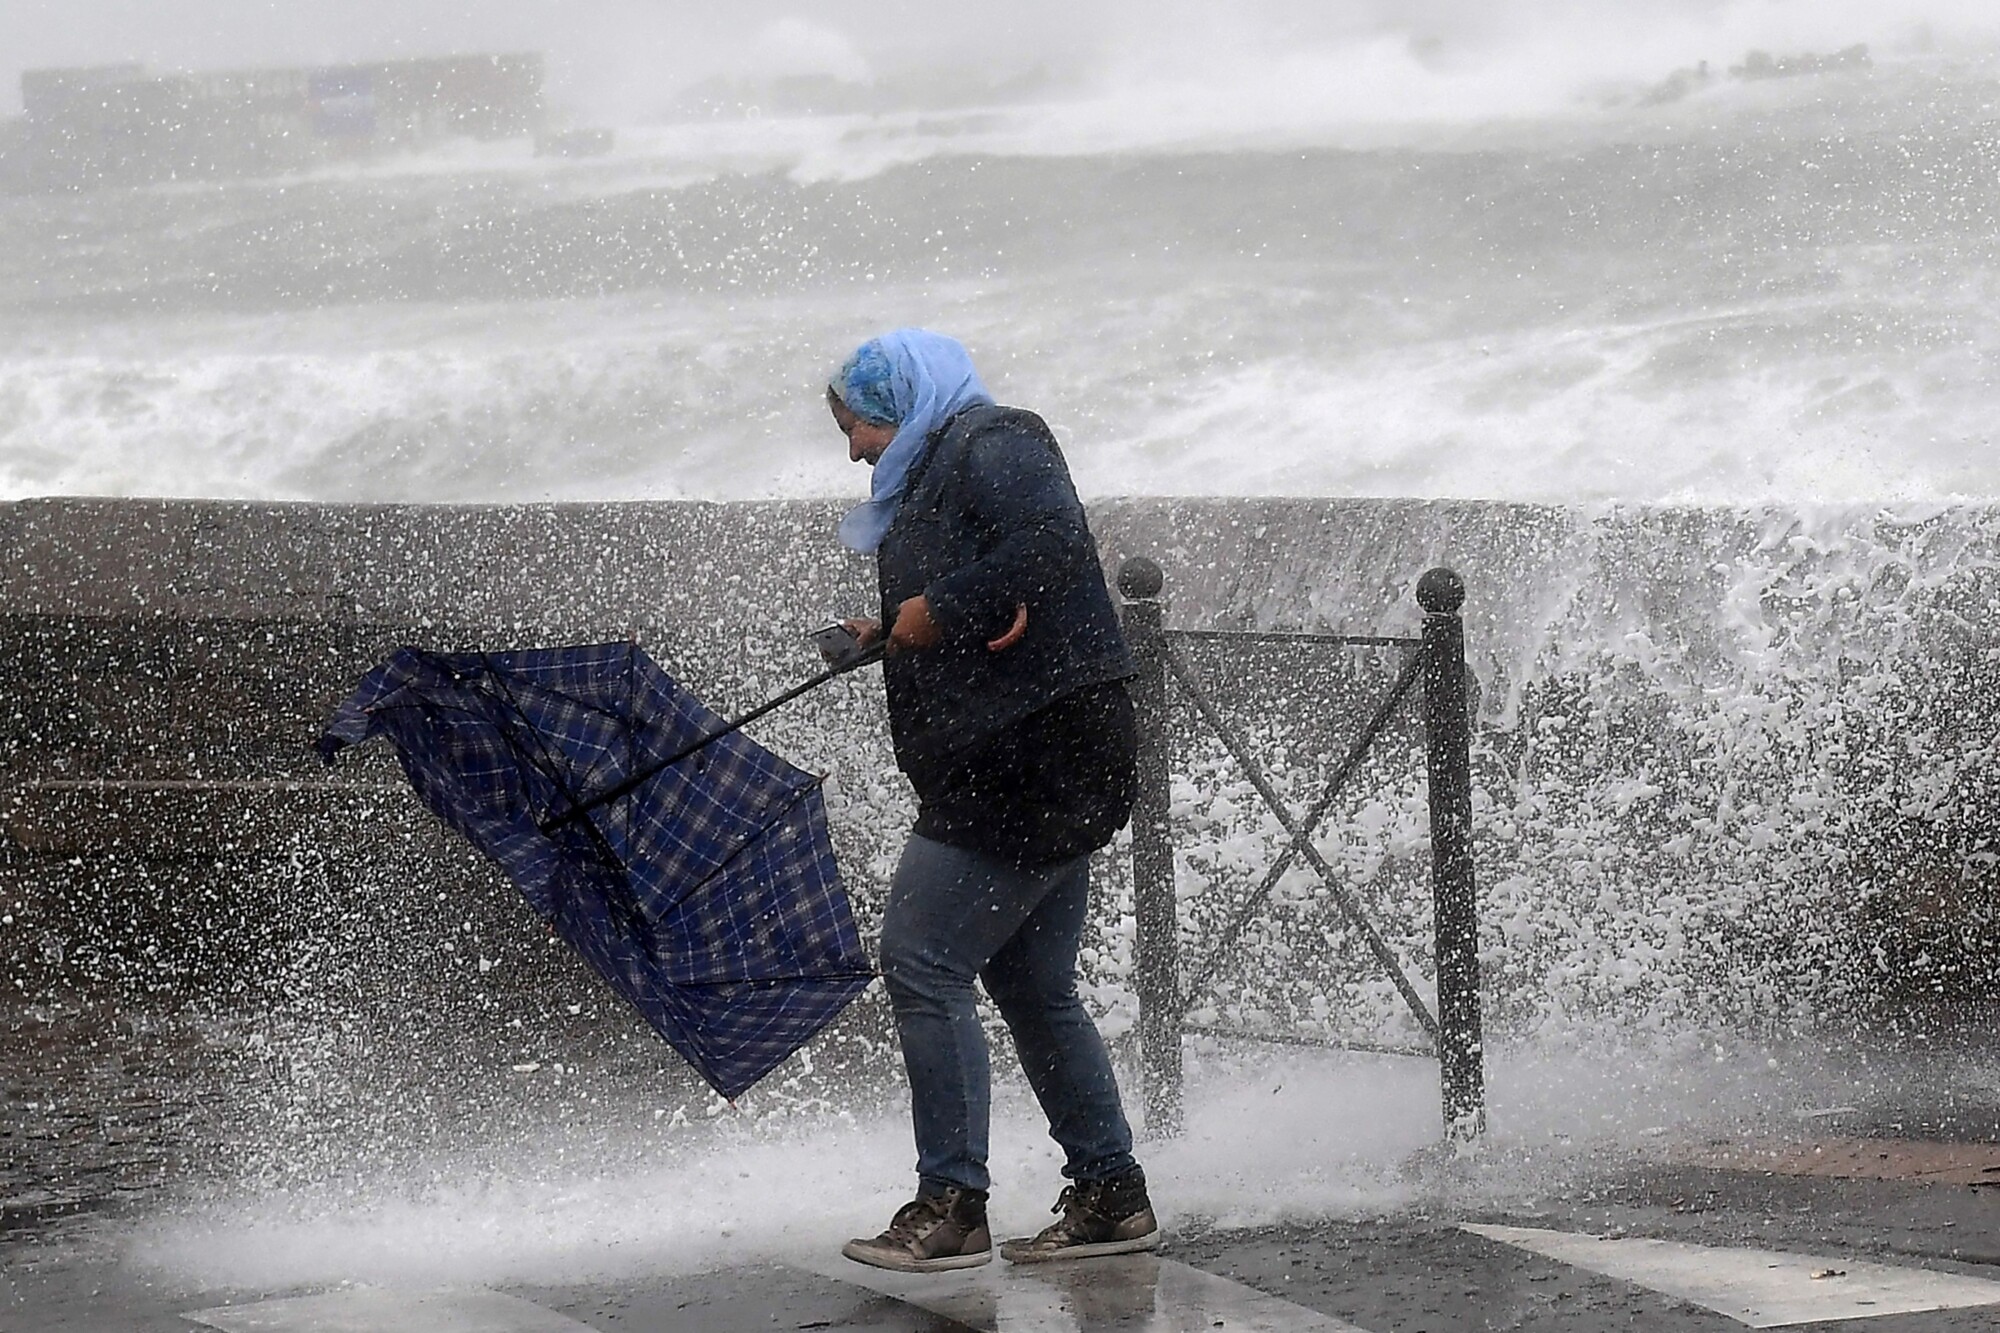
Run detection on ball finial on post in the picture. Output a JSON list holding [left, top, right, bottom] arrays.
[[1417, 567, 1465, 615], [1119, 556, 1165, 601]]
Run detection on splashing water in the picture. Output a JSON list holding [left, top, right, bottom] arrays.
[[10, 6, 2000, 1289]]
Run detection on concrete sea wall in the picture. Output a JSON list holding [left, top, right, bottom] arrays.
[[3, 497, 1997, 1056]]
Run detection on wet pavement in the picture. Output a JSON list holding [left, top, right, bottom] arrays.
[[9, 1150, 2000, 1332], [11, 994, 2000, 1330], [0, 1000, 240, 1251]]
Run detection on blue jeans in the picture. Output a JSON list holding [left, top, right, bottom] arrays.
[[878, 834, 1138, 1196]]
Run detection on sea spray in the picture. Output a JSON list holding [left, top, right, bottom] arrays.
[[10, 495, 1995, 1279], [15, 496, 1999, 1090]]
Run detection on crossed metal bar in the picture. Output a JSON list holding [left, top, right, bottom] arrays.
[[1118, 558, 1485, 1146], [1162, 636, 1441, 1042]]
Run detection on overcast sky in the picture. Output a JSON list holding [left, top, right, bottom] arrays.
[[0, 0, 1993, 123]]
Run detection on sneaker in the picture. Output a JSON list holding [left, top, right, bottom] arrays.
[[841, 1187, 992, 1272], [1000, 1168, 1161, 1263]]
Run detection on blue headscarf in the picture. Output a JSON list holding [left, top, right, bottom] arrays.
[[830, 328, 994, 554]]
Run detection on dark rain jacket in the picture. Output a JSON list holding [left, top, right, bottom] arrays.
[[876, 404, 1137, 863]]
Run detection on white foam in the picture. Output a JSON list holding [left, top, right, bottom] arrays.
[[126, 1038, 1810, 1291], [2, 273, 1992, 508]]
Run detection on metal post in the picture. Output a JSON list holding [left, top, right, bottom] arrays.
[[1419, 567, 1486, 1148], [1118, 555, 1182, 1136]]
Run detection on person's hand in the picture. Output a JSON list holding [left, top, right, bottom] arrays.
[[988, 603, 1028, 652], [842, 617, 883, 648], [887, 596, 941, 654]]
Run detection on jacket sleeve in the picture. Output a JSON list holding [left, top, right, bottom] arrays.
[[922, 417, 1094, 643]]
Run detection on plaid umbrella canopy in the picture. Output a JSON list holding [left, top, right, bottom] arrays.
[[317, 641, 875, 1099]]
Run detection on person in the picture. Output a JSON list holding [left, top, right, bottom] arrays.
[[826, 329, 1159, 1272]]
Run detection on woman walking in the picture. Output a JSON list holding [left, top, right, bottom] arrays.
[[827, 329, 1160, 1272]]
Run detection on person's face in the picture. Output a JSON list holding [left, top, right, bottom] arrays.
[[830, 396, 896, 465]]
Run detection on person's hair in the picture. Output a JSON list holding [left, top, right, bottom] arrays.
[[828, 340, 902, 426]]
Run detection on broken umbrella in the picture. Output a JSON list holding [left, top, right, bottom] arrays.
[[316, 640, 878, 1099]]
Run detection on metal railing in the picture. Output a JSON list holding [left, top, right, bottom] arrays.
[[1117, 557, 1485, 1147]]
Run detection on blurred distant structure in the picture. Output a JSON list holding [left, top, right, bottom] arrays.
[[1638, 44, 1871, 107], [1730, 45, 1872, 82], [0, 52, 543, 192]]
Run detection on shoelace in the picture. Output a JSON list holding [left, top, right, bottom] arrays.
[[886, 1196, 951, 1242], [1049, 1182, 1106, 1220]]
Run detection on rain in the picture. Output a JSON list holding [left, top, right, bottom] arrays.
[[6, 3, 2000, 1331]]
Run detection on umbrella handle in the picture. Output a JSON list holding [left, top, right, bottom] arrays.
[[540, 640, 886, 834]]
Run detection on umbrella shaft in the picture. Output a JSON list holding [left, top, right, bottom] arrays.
[[541, 642, 884, 833]]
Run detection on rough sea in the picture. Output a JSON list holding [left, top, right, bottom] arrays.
[[2, 40, 1997, 506]]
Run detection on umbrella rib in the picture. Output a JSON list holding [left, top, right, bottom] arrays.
[[612, 642, 649, 854], [473, 655, 633, 808], [471, 656, 633, 820], [474, 656, 634, 893], [640, 778, 823, 918], [559, 644, 649, 802]]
